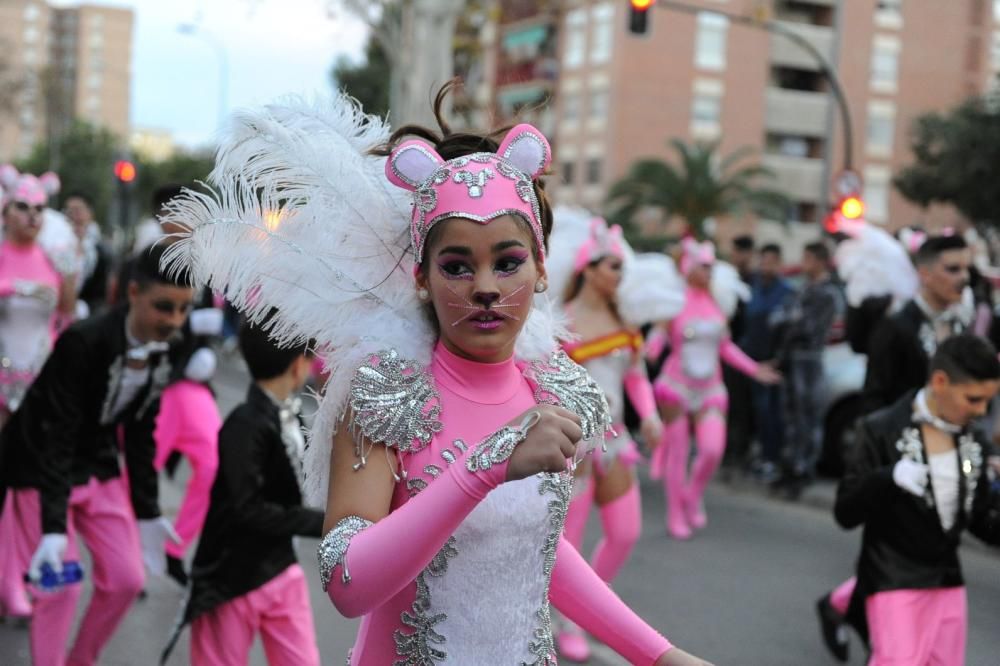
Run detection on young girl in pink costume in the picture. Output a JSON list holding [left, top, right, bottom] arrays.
[[649, 239, 780, 540], [0, 171, 78, 619], [164, 86, 712, 665]]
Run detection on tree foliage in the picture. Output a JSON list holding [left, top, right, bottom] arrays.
[[894, 95, 1000, 226], [331, 33, 391, 118], [134, 150, 216, 217], [606, 139, 790, 241]]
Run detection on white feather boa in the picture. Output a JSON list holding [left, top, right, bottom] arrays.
[[160, 93, 564, 506]]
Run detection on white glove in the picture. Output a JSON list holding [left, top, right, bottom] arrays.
[[28, 533, 68, 582], [893, 459, 930, 498], [189, 307, 225, 336], [138, 518, 181, 577], [75, 299, 90, 321], [184, 347, 217, 382]]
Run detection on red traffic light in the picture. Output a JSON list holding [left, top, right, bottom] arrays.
[[839, 196, 864, 220], [114, 160, 136, 183], [631, 0, 655, 8], [629, 0, 654, 34]]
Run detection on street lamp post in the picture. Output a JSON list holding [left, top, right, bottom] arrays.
[[177, 23, 230, 129]]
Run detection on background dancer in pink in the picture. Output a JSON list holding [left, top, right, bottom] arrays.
[[648, 239, 780, 540], [547, 207, 683, 661], [163, 84, 712, 665]]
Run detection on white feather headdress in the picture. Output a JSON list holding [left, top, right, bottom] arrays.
[[835, 223, 917, 308], [160, 93, 563, 505]]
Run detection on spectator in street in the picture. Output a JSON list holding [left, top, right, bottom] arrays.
[[830, 334, 1000, 665], [723, 235, 756, 473], [739, 243, 793, 481], [63, 192, 112, 318], [773, 242, 842, 497], [161, 317, 323, 666]]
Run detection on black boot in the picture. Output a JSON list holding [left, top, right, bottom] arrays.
[[166, 555, 189, 587], [816, 594, 849, 662]]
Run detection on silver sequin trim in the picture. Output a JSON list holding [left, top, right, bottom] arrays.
[[958, 433, 982, 516], [465, 426, 526, 473], [348, 349, 443, 454], [393, 536, 458, 664], [317, 515, 373, 591], [896, 427, 933, 508], [528, 350, 613, 443]]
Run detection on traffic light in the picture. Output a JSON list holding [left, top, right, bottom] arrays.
[[839, 195, 864, 220], [114, 159, 137, 184], [629, 0, 655, 35], [824, 195, 865, 234]]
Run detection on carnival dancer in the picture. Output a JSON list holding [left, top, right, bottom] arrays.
[[162, 85, 711, 665], [546, 207, 684, 661], [160, 318, 324, 665], [62, 192, 112, 318], [834, 334, 1000, 665], [0, 243, 192, 666], [0, 172, 79, 620], [648, 238, 781, 540]]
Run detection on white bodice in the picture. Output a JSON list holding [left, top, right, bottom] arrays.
[[0, 289, 56, 372], [680, 318, 724, 380]]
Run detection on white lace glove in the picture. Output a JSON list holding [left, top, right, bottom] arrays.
[[893, 459, 930, 498], [184, 347, 217, 382], [189, 307, 225, 336], [138, 518, 181, 577], [28, 533, 68, 582]]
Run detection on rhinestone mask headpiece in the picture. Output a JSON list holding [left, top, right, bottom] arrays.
[[573, 217, 624, 274], [384, 123, 552, 264]]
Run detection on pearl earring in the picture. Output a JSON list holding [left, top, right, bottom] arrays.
[[534, 281, 547, 293], [417, 288, 430, 301]]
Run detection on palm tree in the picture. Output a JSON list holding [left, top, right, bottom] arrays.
[[606, 139, 790, 240]]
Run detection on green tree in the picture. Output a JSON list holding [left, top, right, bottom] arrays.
[[331, 33, 391, 118], [135, 150, 216, 217], [606, 139, 790, 241], [894, 95, 1000, 227]]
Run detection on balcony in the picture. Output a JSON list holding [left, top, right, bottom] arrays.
[[764, 88, 830, 137], [769, 21, 834, 71], [761, 154, 824, 202]]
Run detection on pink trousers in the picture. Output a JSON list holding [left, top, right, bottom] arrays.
[[7, 477, 145, 666], [190, 564, 320, 666], [154, 380, 220, 559], [866, 586, 967, 666], [0, 489, 34, 617]]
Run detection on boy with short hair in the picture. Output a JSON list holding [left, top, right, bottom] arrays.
[[162, 319, 324, 665]]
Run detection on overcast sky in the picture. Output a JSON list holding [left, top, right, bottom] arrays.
[[53, 0, 370, 149]]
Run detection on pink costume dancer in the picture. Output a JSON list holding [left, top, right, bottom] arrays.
[[163, 90, 710, 665], [649, 239, 775, 540], [0, 172, 77, 619]]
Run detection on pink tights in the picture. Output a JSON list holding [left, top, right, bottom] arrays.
[[830, 577, 857, 615], [655, 412, 726, 539]]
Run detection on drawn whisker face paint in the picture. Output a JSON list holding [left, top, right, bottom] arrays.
[[445, 283, 527, 327]]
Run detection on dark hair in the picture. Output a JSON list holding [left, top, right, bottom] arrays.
[[732, 235, 755, 251], [152, 184, 185, 216], [930, 334, 1000, 383], [131, 243, 192, 290], [62, 192, 93, 209], [914, 234, 967, 267], [760, 243, 782, 257], [239, 315, 312, 381], [803, 241, 830, 264], [370, 80, 553, 272]]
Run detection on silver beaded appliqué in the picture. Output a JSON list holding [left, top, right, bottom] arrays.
[[958, 433, 982, 516], [317, 515, 373, 591], [897, 427, 933, 508], [393, 537, 459, 665], [527, 350, 612, 443], [465, 411, 540, 474]]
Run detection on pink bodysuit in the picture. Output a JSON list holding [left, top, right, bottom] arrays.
[[652, 286, 758, 414], [324, 343, 673, 665]]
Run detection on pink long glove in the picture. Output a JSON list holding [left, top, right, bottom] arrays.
[[325, 442, 507, 618], [645, 327, 669, 361], [551, 537, 673, 665], [624, 366, 658, 421], [719, 338, 758, 378]]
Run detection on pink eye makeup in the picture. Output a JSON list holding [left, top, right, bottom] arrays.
[[495, 251, 529, 277], [437, 256, 474, 281]]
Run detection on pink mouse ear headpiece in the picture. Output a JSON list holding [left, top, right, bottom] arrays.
[[6, 174, 47, 208], [573, 217, 624, 273], [680, 238, 716, 275], [385, 123, 551, 264]]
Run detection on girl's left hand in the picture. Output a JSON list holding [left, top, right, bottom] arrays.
[[655, 647, 715, 666], [754, 362, 782, 385]]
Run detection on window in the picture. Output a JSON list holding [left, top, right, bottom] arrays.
[[870, 36, 901, 92], [992, 32, 1000, 71], [866, 101, 896, 157], [562, 161, 576, 185], [864, 166, 891, 223], [590, 3, 614, 65], [690, 78, 723, 139], [694, 12, 728, 71], [875, 0, 903, 29], [586, 158, 602, 184], [563, 9, 587, 69], [562, 92, 580, 123], [88, 72, 102, 90], [995, 0, 1000, 22], [589, 88, 608, 120], [23, 26, 39, 44], [777, 137, 809, 158], [24, 4, 39, 21]]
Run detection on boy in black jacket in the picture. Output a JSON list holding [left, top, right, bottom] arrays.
[[163, 320, 324, 665]]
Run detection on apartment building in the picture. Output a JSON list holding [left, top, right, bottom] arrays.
[[489, 0, 997, 240], [0, 0, 133, 161]]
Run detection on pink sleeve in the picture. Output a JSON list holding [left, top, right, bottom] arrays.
[[719, 338, 758, 378], [324, 444, 506, 618], [645, 326, 668, 361], [624, 365, 658, 422], [550, 538, 673, 665]]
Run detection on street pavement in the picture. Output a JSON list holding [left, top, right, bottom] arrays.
[[2, 355, 998, 665]]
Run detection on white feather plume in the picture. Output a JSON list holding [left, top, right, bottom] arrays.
[[546, 205, 595, 305], [38, 209, 80, 276], [160, 92, 561, 505], [835, 223, 917, 308], [710, 261, 750, 319]]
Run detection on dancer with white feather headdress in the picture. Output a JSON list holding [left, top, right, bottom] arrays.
[[161, 85, 711, 665], [645, 238, 781, 540], [544, 206, 684, 661]]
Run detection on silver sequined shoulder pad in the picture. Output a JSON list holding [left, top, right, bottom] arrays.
[[347, 349, 443, 453], [526, 350, 612, 442]]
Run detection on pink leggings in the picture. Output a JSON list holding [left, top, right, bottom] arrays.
[[867, 587, 967, 666], [8, 477, 145, 666], [191, 564, 320, 666]]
